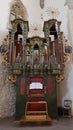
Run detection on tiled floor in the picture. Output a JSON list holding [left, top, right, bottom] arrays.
[[0, 117, 73, 130]]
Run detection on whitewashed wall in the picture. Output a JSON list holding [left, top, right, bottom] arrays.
[[57, 55, 73, 115]]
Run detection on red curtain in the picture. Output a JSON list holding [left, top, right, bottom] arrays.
[[20, 78, 25, 95], [48, 78, 53, 94], [29, 76, 44, 84]]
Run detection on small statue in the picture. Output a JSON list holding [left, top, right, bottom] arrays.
[[16, 53, 21, 63], [34, 52, 39, 64]]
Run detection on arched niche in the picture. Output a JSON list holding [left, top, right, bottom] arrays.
[[49, 23, 58, 40], [48, 20, 58, 65], [14, 22, 23, 63], [33, 44, 39, 64]]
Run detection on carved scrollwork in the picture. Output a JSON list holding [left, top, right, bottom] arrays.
[[63, 37, 72, 65], [56, 74, 65, 83], [64, 53, 71, 63], [0, 34, 9, 65], [8, 74, 17, 84], [2, 52, 8, 65]]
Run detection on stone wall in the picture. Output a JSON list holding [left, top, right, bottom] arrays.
[[0, 63, 16, 118]]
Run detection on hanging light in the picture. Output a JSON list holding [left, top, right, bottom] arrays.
[[40, 0, 44, 9]]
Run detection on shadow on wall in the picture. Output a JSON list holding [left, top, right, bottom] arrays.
[[57, 59, 72, 111]]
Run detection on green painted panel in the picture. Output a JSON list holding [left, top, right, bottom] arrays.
[[15, 76, 27, 120], [45, 94, 58, 118]]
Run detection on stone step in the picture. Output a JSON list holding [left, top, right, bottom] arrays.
[[25, 115, 47, 120], [20, 114, 52, 122]]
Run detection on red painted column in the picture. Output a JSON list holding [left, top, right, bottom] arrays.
[[20, 78, 25, 95], [48, 78, 53, 94]]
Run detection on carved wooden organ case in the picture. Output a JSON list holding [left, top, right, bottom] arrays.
[[7, 18, 64, 122]]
